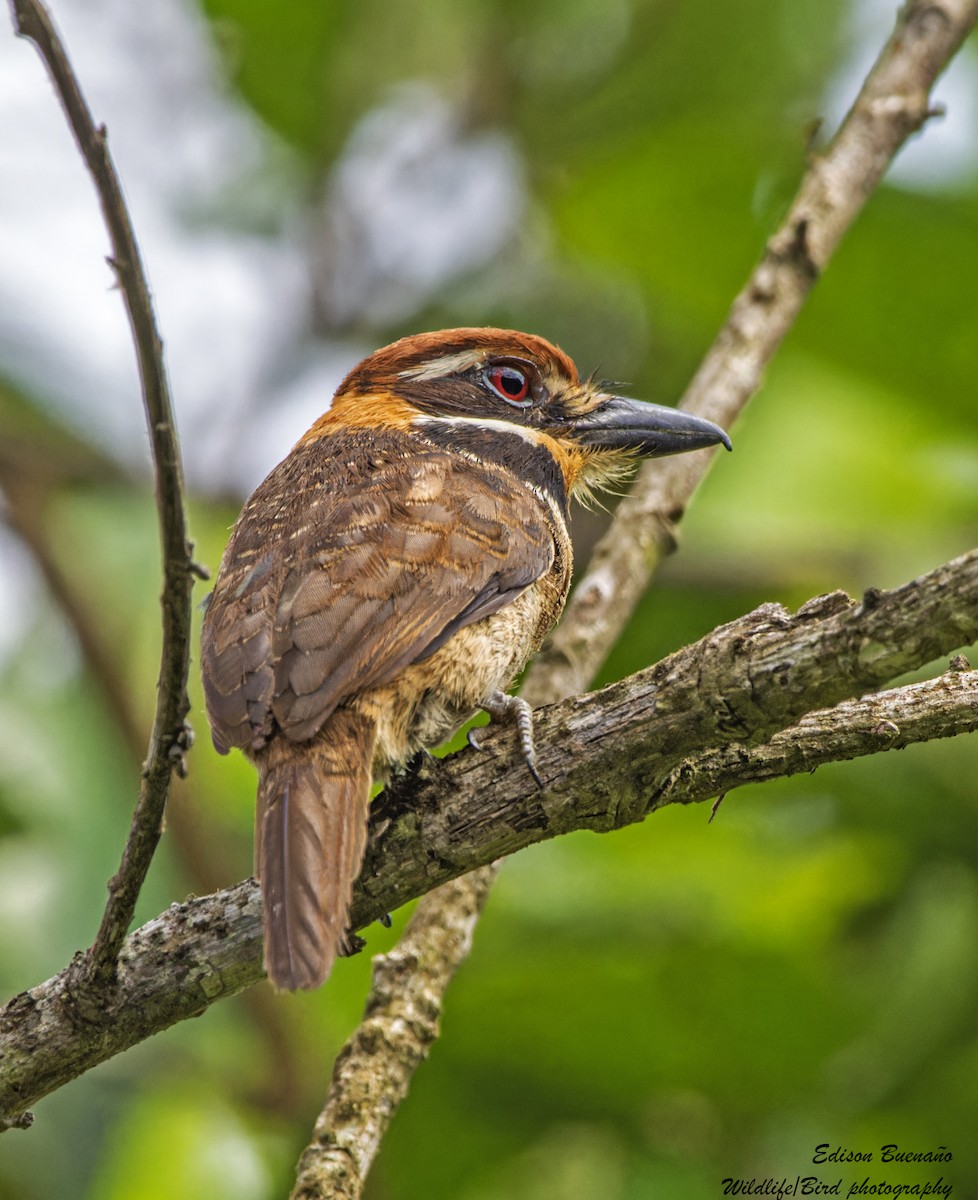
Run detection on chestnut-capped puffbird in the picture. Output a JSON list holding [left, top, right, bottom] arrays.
[[201, 327, 730, 990]]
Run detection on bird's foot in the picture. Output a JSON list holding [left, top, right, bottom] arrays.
[[479, 690, 544, 789], [338, 930, 367, 959], [404, 746, 442, 778]]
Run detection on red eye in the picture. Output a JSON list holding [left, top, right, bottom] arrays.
[[485, 364, 531, 406]]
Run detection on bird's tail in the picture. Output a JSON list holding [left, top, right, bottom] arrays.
[[256, 708, 376, 991]]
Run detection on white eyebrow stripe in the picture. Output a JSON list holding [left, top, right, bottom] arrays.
[[398, 350, 485, 381], [412, 414, 542, 445]]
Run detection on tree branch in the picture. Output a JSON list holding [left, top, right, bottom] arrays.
[[290, 871, 495, 1200], [530, 0, 978, 702], [294, 1, 978, 1191], [9, 0, 199, 985], [663, 656, 978, 808], [3, 548, 977, 1124]]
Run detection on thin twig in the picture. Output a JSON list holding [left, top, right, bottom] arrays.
[[9, 0, 198, 984], [4, 558, 978, 1121], [291, 1, 978, 1192]]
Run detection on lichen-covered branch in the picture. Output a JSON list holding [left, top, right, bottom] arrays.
[[290, 871, 496, 1200], [657, 657, 978, 808], [3, 549, 977, 1125], [9, 0, 199, 984], [0, 884, 264, 1129]]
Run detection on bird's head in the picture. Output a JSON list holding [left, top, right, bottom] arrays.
[[309, 327, 730, 501]]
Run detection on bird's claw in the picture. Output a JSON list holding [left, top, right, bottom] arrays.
[[479, 690, 544, 790], [338, 930, 367, 958]]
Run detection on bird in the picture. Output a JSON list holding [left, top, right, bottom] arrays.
[[200, 327, 730, 991]]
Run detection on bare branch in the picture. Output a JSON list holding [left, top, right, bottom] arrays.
[[290, 871, 495, 1200], [4, 549, 976, 1125], [529, 0, 978, 703], [354, 555, 978, 914], [0, 882, 263, 1127], [661, 658, 978, 808], [9, 0, 198, 984]]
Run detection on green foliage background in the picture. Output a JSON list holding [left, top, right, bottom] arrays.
[[2, 1, 977, 1197]]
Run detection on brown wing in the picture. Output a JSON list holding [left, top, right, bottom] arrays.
[[201, 427, 555, 752]]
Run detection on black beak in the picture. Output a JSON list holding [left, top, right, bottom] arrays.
[[573, 396, 732, 458]]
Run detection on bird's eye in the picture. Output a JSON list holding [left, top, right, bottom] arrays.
[[485, 364, 532, 407]]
